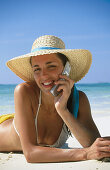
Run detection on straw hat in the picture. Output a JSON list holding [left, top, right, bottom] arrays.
[[6, 35, 92, 82]]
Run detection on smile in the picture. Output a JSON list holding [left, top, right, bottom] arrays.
[[42, 81, 54, 88], [43, 82, 53, 85]]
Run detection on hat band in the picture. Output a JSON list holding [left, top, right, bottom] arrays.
[[31, 46, 61, 53]]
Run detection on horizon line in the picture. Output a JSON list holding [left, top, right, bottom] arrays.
[[0, 82, 110, 85]]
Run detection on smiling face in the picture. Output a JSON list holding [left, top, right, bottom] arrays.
[[31, 53, 64, 94]]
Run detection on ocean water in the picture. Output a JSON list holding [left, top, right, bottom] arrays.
[[0, 83, 110, 116], [0, 84, 15, 115], [76, 83, 110, 117]]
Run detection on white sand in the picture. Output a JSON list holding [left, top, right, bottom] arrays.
[[0, 114, 110, 170]]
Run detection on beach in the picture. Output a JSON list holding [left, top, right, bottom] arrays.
[[0, 114, 110, 170], [0, 83, 110, 169]]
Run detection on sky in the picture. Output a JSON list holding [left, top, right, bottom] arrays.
[[0, 0, 110, 84]]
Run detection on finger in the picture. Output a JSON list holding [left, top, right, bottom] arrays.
[[55, 80, 69, 85], [57, 84, 69, 92], [95, 137, 110, 147], [55, 77, 74, 86], [99, 152, 110, 159], [55, 79, 70, 88], [99, 140, 110, 147], [59, 74, 71, 80], [56, 75, 74, 90], [99, 146, 110, 152], [59, 75, 74, 84]]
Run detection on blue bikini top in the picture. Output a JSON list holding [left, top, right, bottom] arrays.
[[67, 84, 79, 118]]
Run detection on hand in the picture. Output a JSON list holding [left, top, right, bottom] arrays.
[[54, 75, 74, 114], [85, 137, 110, 160]]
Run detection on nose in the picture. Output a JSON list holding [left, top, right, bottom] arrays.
[[41, 68, 49, 77]]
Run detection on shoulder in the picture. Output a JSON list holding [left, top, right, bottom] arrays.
[[14, 82, 40, 117], [14, 81, 37, 92], [14, 82, 40, 110], [78, 90, 91, 119], [78, 90, 90, 105], [14, 81, 39, 97]]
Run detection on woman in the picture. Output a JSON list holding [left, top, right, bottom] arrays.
[[0, 35, 110, 163]]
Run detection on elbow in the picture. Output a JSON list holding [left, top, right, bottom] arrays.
[[24, 150, 33, 163], [24, 147, 36, 163], [24, 147, 41, 163]]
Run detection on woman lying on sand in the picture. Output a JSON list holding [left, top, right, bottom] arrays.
[[0, 35, 110, 163]]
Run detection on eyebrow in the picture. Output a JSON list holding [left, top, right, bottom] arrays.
[[32, 61, 55, 68]]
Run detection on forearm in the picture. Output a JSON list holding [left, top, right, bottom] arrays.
[[25, 145, 87, 163], [58, 109, 100, 147]]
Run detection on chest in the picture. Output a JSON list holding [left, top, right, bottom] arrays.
[[36, 106, 64, 145]]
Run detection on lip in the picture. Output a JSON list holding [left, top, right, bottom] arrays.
[[41, 81, 54, 88]]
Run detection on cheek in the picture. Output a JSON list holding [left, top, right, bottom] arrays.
[[50, 67, 63, 79], [57, 67, 63, 75], [33, 73, 40, 84], [49, 70, 59, 79]]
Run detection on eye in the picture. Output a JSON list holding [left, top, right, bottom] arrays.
[[48, 65, 57, 69], [34, 68, 41, 72]]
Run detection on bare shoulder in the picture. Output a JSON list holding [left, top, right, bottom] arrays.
[[15, 82, 38, 94], [78, 90, 92, 121], [14, 82, 39, 115], [78, 90, 89, 105], [14, 82, 39, 100]]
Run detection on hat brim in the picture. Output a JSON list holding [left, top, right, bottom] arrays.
[[6, 49, 92, 83]]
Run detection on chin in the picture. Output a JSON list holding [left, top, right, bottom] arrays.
[[41, 88, 51, 95]]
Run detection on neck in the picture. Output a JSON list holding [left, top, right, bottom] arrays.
[[42, 91, 54, 104], [41, 91, 56, 113]]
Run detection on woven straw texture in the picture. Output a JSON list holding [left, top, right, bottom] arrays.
[[6, 35, 92, 82]]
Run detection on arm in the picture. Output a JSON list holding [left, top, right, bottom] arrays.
[[14, 83, 87, 163], [76, 90, 101, 146], [54, 74, 102, 148], [56, 90, 101, 147], [54, 75, 100, 147], [14, 83, 110, 163], [54, 75, 110, 161]]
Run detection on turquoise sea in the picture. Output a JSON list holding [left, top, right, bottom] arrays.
[[0, 83, 110, 116]]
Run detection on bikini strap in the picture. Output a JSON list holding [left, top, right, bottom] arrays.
[[39, 90, 42, 105], [36, 90, 41, 118]]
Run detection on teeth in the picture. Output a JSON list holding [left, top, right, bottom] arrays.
[[43, 82, 52, 85]]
